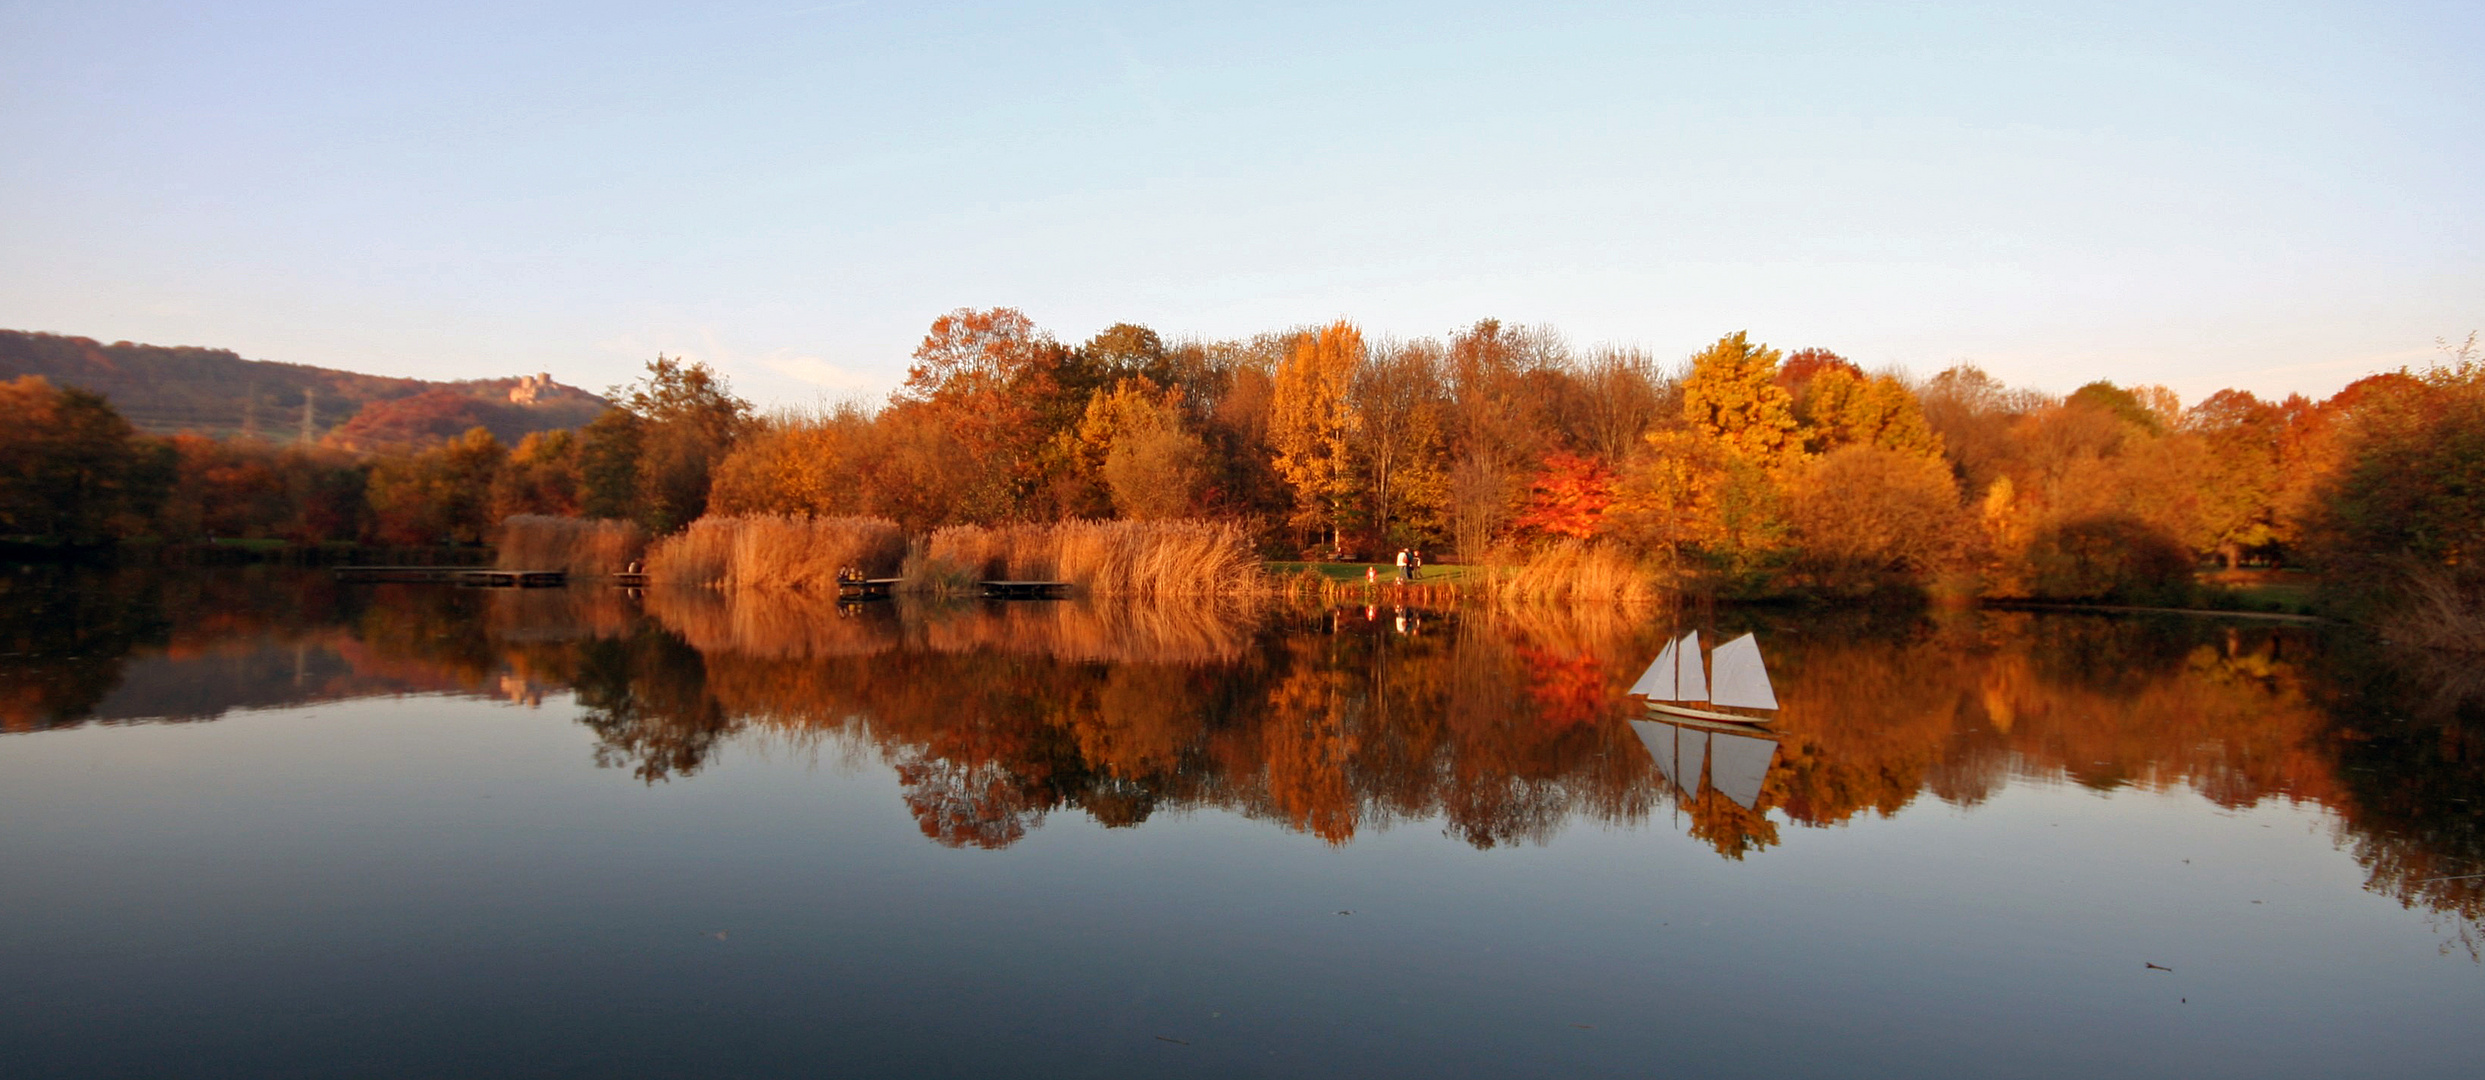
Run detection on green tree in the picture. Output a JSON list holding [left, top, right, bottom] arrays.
[[578, 408, 645, 521], [625, 356, 750, 533]]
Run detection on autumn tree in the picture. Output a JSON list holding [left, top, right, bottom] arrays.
[[707, 405, 876, 518], [1575, 345, 1669, 464], [1068, 323, 1175, 402], [1270, 322, 1364, 554], [1443, 320, 1570, 557], [491, 429, 582, 519], [1803, 368, 1943, 457], [0, 376, 169, 543], [1612, 332, 1800, 581], [1511, 452, 1616, 540], [1680, 331, 1798, 465], [1919, 364, 2043, 496], [897, 308, 1069, 522], [2183, 389, 2285, 568], [1351, 339, 1448, 548], [1788, 445, 1968, 591], [1609, 430, 1731, 569], [616, 356, 751, 533], [367, 426, 507, 544], [2309, 345, 2485, 583], [1077, 379, 1207, 520]]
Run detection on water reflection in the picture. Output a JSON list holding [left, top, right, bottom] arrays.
[[4, 566, 2480, 950]]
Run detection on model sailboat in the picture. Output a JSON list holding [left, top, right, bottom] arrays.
[[1629, 630, 1779, 725]]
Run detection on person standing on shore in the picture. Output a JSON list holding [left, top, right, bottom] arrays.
[[1395, 548, 1410, 582]]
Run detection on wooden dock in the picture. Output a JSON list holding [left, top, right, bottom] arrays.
[[459, 570, 567, 588], [980, 580, 1071, 599], [839, 577, 903, 600], [333, 566, 566, 588]]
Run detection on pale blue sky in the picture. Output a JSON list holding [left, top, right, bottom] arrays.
[[2, 1, 2478, 407]]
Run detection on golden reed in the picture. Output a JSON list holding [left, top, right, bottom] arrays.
[[644, 514, 908, 589], [644, 589, 1260, 666], [495, 515, 648, 577], [914, 518, 1264, 598], [1482, 540, 1664, 604]]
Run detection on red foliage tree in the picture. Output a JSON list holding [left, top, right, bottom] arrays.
[[1511, 452, 1616, 539]]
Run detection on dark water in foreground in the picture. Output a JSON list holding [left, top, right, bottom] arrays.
[[3, 566, 2481, 1078]]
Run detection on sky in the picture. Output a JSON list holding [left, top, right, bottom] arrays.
[[2, 0, 2479, 409]]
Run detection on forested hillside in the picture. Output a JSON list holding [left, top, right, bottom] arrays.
[[0, 329, 604, 445]]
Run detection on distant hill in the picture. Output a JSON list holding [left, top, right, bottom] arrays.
[[0, 329, 607, 447]]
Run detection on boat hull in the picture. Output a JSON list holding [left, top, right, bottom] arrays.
[[1646, 701, 1773, 726]]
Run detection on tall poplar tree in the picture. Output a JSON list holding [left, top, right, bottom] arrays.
[[1270, 322, 1364, 555]]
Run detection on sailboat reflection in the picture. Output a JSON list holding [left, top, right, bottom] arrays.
[[1631, 715, 1781, 810]]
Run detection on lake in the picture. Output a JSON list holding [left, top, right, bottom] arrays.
[[2, 565, 2479, 1078]]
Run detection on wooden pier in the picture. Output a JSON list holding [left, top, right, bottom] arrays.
[[334, 567, 566, 588], [980, 580, 1071, 599], [839, 577, 903, 600]]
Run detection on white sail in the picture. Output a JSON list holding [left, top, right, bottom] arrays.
[[1675, 726, 1708, 796], [1675, 630, 1707, 703], [1707, 633, 1778, 711], [1630, 720, 1680, 791], [1709, 731, 1777, 810], [1630, 637, 1680, 700]]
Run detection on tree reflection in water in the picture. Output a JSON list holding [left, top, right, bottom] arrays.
[[4, 567, 2480, 952]]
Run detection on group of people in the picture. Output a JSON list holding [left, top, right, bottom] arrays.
[[1393, 548, 1424, 582]]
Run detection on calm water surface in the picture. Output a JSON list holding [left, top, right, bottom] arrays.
[[2, 566, 2480, 1078]]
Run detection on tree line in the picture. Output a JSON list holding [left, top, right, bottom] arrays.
[[6, 313, 2481, 612]]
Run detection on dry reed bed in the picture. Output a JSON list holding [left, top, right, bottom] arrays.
[[642, 589, 1260, 665], [495, 515, 647, 576], [483, 586, 644, 642], [645, 514, 907, 589], [1482, 541, 1667, 604], [643, 586, 897, 659], [912, 597, 1261, 665], [915, 518, 1262, 597]]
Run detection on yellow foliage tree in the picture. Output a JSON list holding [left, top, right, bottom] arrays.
[[1806, 368, 1944, 457], [1681, 331, 1798, 466], [1270, 322, 1364, 553]]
